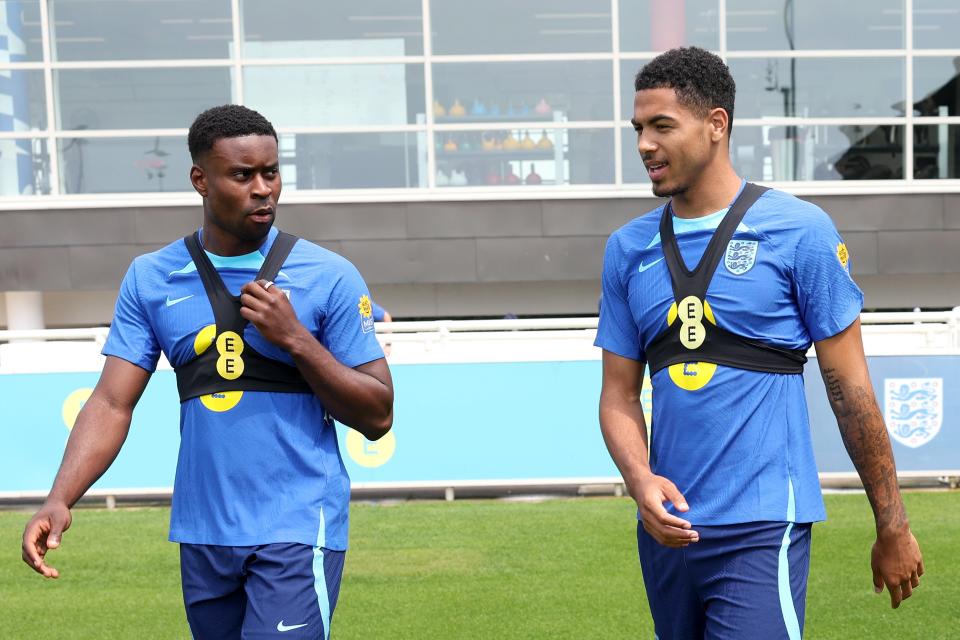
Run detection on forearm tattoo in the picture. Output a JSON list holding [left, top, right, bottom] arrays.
[[822, 367, 907, 531]]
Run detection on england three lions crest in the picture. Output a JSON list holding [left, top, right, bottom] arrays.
[[725, 240, 759, 275], [883, 378, 942, 448]]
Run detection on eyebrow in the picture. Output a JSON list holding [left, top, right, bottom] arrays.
[[633, 114, 677, 128]]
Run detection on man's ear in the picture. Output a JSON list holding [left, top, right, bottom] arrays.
[[190, 164, 207, 198], [707, 107, 730, 142]]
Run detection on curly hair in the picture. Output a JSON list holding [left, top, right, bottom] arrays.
[[187, 104, 277, 161], [634, 47, 736, 130]]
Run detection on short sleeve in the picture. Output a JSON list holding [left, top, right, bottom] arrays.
[[594, 233, 643, 361], [792, 210, 864, 341], [101, 259, 162, 372], [321, 262, 384, 368]]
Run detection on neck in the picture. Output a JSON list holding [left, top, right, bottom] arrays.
[[201, 221, 266, 257], [670, 159, 743, 219]]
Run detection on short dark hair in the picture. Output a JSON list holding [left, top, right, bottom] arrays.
[[187, 104, 277, 161], [634, 47, 736, 130]]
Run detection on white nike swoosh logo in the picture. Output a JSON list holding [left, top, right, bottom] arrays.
[[277, 621, 309, 632], [165, 295, 194, 307], [638, 258, 663, 273]]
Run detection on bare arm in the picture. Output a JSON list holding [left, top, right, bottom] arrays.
[[22, 356, 151, 578], [599, 350, 698, 548], [240, 280, 394, 440], [814, 318, 923, 608]]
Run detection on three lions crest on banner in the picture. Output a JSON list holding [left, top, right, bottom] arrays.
[[883, 378, 942, 448]]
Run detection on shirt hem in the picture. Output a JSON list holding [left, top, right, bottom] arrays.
[[169, 529, 348, 551]]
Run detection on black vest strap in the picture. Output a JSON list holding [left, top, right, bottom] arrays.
[[645, 183, 808, 375], [175, 231, 313, 403]]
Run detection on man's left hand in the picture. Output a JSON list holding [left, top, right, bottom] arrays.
[[871, 525, 924, 609], [240, 279, 307, 350]]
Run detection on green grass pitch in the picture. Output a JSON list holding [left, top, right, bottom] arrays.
[[1, 492, 957, 638]]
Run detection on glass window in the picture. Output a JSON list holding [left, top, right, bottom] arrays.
[[726, 0, 903, 50], [0, 1, 43, 62], [0, 137, 50, 194], [620, 0, 719, 52], [914, 57, 960, 117], [914, 0, 960, 49], [242, 0, 423, 58], [49, 0, 232, 61], [915, 125, 959, 179], [431, 0, 611, 55], [434, 127, 614, 187], [432, 61, 613, 123], [620, 126, 652, 185], [56, 68, 232, 130], [58, 136, 190, 194], [730, 58, 905, 118], [278, 132, 421, 190], [243, 64, 424, 127], [620, 59, 653, 122], [730, 124, 905, 181], [0, 69, 45, 130]]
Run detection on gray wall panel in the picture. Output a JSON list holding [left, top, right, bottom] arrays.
[[542, 198, 657, 236], [843, 232, 879, 275], [406, 201, 542, 239], [9, 247, 71, 289], [878, 231, 960, 274], [0, 209, 137, 248], [280, 203, 407, 240], [134, 206, 200, 244], [339, 239, 477, 284], [68, 244, 159, 290], [945, 195, 960, 230], [805, 194, 943, 231], [435, 281, 600, 317], [857, 274, 960, 309], [477, 237, 605, 282], [4, 193, 960, 317]]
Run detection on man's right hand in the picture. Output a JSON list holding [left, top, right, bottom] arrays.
[[636, 473, 699, 548], [22, 501, 72, 578]]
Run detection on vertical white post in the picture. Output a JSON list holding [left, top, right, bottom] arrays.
[[231, 0, 244, 104], [905, 0, 914, 182], [937, 105, 948, 178], [5, 291, 45, 330], [39, 0, 59, 194], [421, 0, 436, 189], [611, 0, 623, 186]]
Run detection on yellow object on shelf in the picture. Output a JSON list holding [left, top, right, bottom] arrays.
[[448, 99, 466, 117], [433, 100, 447, 117], [536, 130, 554, 150], [443, 137, 458, 152], [520, 131, 536, 150], [502, 132, 520, 150]]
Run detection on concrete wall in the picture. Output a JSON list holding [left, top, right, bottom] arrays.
[[1, 192, 959, 326]]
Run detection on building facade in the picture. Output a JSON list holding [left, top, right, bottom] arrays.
[[1, 0, 958, 326]]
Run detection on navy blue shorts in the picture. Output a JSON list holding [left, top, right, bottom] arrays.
[[180, 543, 345, 640], [638, 521, 811, 640]]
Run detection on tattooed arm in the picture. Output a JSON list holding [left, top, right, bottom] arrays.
[[814, 318, 924, 609]]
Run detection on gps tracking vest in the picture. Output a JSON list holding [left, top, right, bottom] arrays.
[[174, 231, 312, 403], [644, 182, 808, 376]]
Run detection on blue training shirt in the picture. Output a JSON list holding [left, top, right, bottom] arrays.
[[103, 226, 383, 549], [595, 186, 863, 525]]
